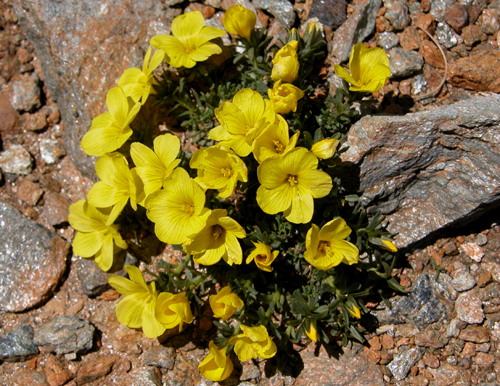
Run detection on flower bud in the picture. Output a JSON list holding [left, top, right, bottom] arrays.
[[271, 40, 300, 83], [209, 286, 244, 320], [381, 239, 398, 252], [305, 322, 318, 342], [310, 138, 340, 159], [155, 291, 194, 332], [223, 5, 256, 41], [267, 80, 305, 114], [198, 341, 233, 382], [347, 304, 361, 319]]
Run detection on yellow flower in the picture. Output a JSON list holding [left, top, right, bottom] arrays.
[[228, 325, 277, 361], [310, 138, 340, 160], [271, 40, 299, 83], [146, 167, 211, 245], [87, 153, 143, 226], [305, 322, 318, 342], [155, 291, 194, 332], [190, 146, 247, 198], [150, 11, 225, 69], [131, 134, 181, 199], [118, 47, 164, 104], [256, 147, 332, 224], [304, 218, 359, 270], [81, 86, 141, 156], [68, 200, 128, 271], [183, 209, 246, 266], [198, 341, 233, 382], [334, 42, 391, 93], [381, 239, 398, 252], [108, 265, 166, 338], [209, 286, 244, 320], [252, 115, 299, 163], [347, 304, 361, 319], [209, 88, 277, 157], [223, 5, 256, 41], [267, 80, 304, 114], [246, 241, 279, 272]]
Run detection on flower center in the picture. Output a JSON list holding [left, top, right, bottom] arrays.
[[220, 167, 232, 178], [318, 241, 331, 253], [211, 225, 223, 239], [181, 204, 195, 215], [256, 254, 268, 262], [287, 175, 298, 186], [273, 140, 284, 153]]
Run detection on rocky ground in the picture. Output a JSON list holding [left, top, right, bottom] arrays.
[[0, 0, 499, 385]]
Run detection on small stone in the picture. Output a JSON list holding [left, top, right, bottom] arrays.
[[442, 239, 458, 255], [40, 139, 65, 165], [0, 144, 33, 175], [459, 326, 489, 343], [435, 22, 458, 49], [450, 269, 477, 292], [444, 4, 469, 33], [381, 334, 394, 349], [430, 363, 471, 385], [460, 243, 484, 262], [367, 350, 381, 364], [419, 39, 445, 69], [422, 352, 440, 368], [76, 355, 119, 384], [34, 315, 95, 355], [129, 366, 162, 386], [43, 354, 74, 386], [41, 192, 70, 227], [25, 111, 48, 131], [143, 346, 176, 370], [480, 9, 500, 35], [476, 342, 490, 353], [267, 0, 296, 29], [388, 47, 424, 77], [308, 0, 347, 29], [474, 233, 487, 246], [430, 0, 455, 22], [414, 330, 446, 348], [461, 24, 484, 46], [387, 347, 425, 381], [10, 73, 41, 112], [384, 0, 410, 30], [0, 91, 19, 132], [445, 318, 464, 338], [398, 26, 421, 51], [17, 179, 43, 206], [412, 74, 427, 94], [456, 292, 484, 324], [368, 336, 382, 350], [11, 368, 49, 386], [0, 325, 39, 362], [474, 352, 495, 367], [241, 361, 261, 380], [378, 32, 399, 50], [461, 341, 476, 358], [476, 270, 492, 288]]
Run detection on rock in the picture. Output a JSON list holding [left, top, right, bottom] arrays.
[[17, 179, 44, 206], [130, 367, 162, 386], [419, 39, 445, 69], [10, 73, 41, 112], [43, 354, 74, 386], [0, 91, 19, 131], [241, 361, 261, 380], [480, 9, 500, 35], [444, 4, 469, 33], [474, 233, 488, 246], [430, 0, 455, 22], [456, 292, 484, 324], [384, 0, 410, 30], [39, 139, 65, 165], [25, 110, 48, 132], [450, 267, 477, 292], [388, 47, 424, 77], [143, 346, 176, 370], [378, 32, 399, 50], [435, 22, 458, 49], [34, 315, 95, 354], [0, 144, 33, 175], [75, 354, 119, 384], [448, 49, 500, 92], [0, 325, 39, 362], [329, 0, 381, 63], [387, 347, 424, 381], [41, 191, 70, 227], [338, 95, 500, 249], [0, 200, 70, 312], [414, 330, 446, 348], [461, 24, 485, 46], [295, 343, 384, 385], [398, 26, 420, 51], [460, 242, 484, 262], [163, 352, 204, 386], [268, 0, 296, 29], [308, 0, 347, 30], [11, 0, 170, 179], [429, 363, 471, 385], [10, 368, 49, 386]]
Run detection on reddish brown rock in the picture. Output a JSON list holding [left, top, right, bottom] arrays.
[[476, 270, 492, 287], [414, 330, 446, 348], [459, 326, 489, 343], [430, 363, 471, 385], [75, 355, 119, 385], [0, 91, 19, 132], [444, 4, 469, 33], [419, 39, 445, 69], [461, 341, 476, 358], [381, 334, 394, 349], [42, 192, 70, 227], [461, 24, 485, 46], [17, 179, 43, 206], [422, 352, 440, 368], [414, 13, 436, 34], [12, 368, 49, 386], [448, 49, 500, 93], [474, 352, 495, 367], [43, 355, 73, 386], [398, 26, 421, 51], [480, 9, 500, 35]]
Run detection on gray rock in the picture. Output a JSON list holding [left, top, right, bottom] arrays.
[[378, 32, 399, 50], [387, 347, 425, 381], [11, 0, 171, 179], [130, 366, 162, 386], [308, 0, 347, 30], [435, 22, 458, 49], [241, 361, 261, 380], [430, 0, 455, 21], [10, 73, 41, 112], [143, 346, 176, 369], [411, 74, 427, 94], [450, 269, 477, 292], [409, 1, 422, 14], [388, 47, 424, 77], [39, 138, 61, 165], [0, 200, 70, 312], [474, 233, 488, 246], [329, 0, 381, 63], [338, 95, 500, 249], [34, 315, 95, 354], [384, 0, 410, 30], [268, 0, 296, 29], [0, 144, 33, 175], [0, 325, 39, 362]]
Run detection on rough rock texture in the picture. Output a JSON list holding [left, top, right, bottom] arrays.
[[0, 144, 33, 175], [0, 200, 70, 312], [11, 0, 171, 179], [338, 95, 500, 248], [309, 0, 347, 30], [0, 325, 39, 362]]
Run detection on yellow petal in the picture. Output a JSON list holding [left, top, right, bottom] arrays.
[[142, 298, 166, 338], [171, 11, 204, 38], [94, 232, 114, 271], [115, 292, 150, 328], [72, 231, 104, 257]]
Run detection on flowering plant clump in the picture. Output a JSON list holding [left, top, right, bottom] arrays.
[[71, 7, 401, 382]]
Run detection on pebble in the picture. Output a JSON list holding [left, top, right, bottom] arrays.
[[43, 354, 74, 386], [10, 73, 42, 112], [17, 179, 44, 206], [384, 0, 410, 30], [480, 9, 500, 35], [378, 32, 400, 50], [430, 0, 455, 22], [450, 269, 477, 292], [398, 26, 420, 50], [241, 361, 261, 381], [0, 144, 33, 175], [308, 0, 347, 29], [0, 324, 39, 362], [42, 191, 71, 227], [130, 367, 162, 386], [34, 315, 95, 354], [25, 110, 48, 132], [411, 74, 427, 94], [460, 242, 484, 262], [387, 346, 424, 381], [40, 138, 65, 165], [461, 24, 484, 46], [459, 326, 490, 343], [474, 233, 488, 246], [267, 0, 296, 28], [75, 354, 120, 384], [444, 4, 469, 33], [143, 346, 176, 370], [456, 292, 484, 324], [388, 47, 424, 77], [10, 368, 49, 386], [414, 330, 446, 348], [0, 91, 19, 132], [435, 22, 458, 49]]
